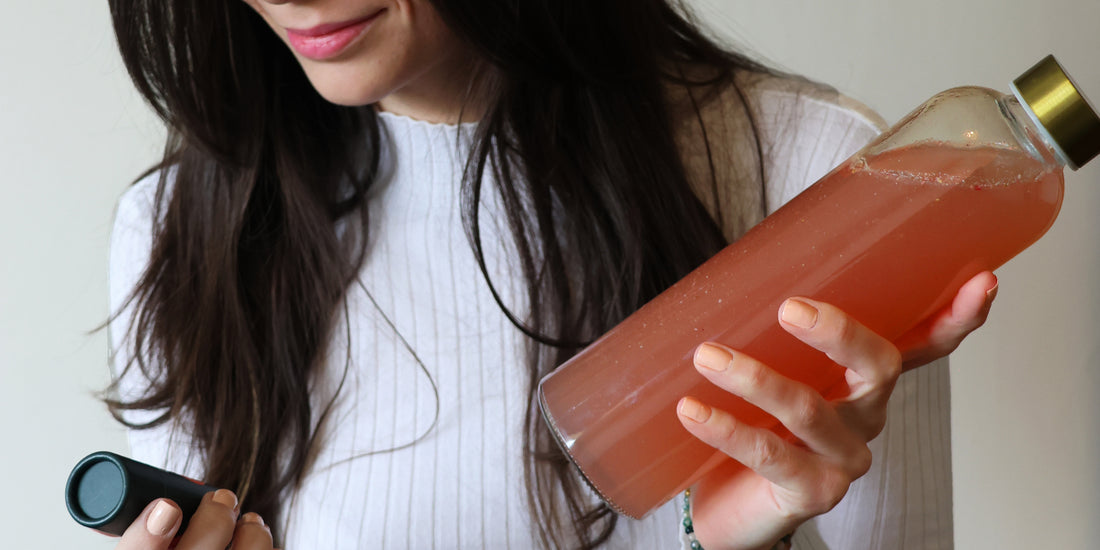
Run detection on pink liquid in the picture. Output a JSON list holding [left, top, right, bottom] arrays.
[[538, 143, 1064, 519]]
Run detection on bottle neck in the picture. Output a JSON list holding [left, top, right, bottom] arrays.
[[1000, 93, 1073, 169]]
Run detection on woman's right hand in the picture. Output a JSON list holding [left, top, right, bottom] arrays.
[[114, 489, 276, 550]]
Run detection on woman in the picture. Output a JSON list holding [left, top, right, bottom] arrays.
[[104, 0, 996, 548]]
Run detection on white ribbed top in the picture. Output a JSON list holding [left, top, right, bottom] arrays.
[[109, 87, 953, 549]]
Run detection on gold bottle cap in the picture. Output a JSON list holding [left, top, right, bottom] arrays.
[[1012, 55, 1100, 170]]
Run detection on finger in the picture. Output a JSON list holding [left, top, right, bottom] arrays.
[[896, 271, 998, 370], [678, 397, 856, 515], [692, 343, 864, 464], [175, 489, 240, 550], [677, 396, 834, 492], [230, 513, 274, 549], [778, 298, 901, 400], [114, 499, 182, 550]]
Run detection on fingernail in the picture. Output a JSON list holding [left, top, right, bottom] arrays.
[[241, 512, 265, 526], [213, 488, 238, 510], [780, 299, 818, 329], [146, 500, 180, 537], [694, 343, 732, 372], [678, 397, 711, 423], [986, 282, 999, 301]]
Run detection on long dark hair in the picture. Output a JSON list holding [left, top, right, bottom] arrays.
[[105, 0, 767, 547]]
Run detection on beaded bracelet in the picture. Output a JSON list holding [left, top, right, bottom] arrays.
[[682, 489, 795, 550], [682, 488, 703, 549]]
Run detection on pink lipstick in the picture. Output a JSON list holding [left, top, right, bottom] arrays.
[[285, 11, 382, 60]]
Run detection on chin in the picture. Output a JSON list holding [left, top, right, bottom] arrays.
[[314, 88, 380, 107], [309, 82, 388, 108], [301, 65, 394, 107]]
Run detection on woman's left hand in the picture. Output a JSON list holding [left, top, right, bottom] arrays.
[[677, 271, 998, 550]]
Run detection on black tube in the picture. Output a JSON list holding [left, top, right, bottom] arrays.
[[65, 451, 217, 536]]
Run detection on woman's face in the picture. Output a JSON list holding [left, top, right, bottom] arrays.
[[242, 0, 475, 122]]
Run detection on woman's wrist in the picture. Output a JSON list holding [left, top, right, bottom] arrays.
[[682, 489, 795, 550]]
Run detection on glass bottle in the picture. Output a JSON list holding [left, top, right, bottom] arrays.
[[538, 55, 1100, 519]]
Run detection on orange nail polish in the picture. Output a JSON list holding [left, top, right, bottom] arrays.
[[780, 299, 818, 329], [212, 489, 238, 510], [146, 500, 179, 537], [694, 343, 732, 372], [678, 397, 711, 423], [241, 512, 265, 526]]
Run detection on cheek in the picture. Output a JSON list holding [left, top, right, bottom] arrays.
[[392, 0, 457, 66]]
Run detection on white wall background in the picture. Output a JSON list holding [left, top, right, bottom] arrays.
[[0, 0, 1096, 547], [0, 1, 156, 547]]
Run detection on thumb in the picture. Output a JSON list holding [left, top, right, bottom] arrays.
[[897, 271, 998, 370], [114, 499, 181, 550]]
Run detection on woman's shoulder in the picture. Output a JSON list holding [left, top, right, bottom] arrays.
[[669, 68, 884, 136], [109, 168, 174, 331], [669, 68, 884, 239], [115, 167, 173, 225], [737, 71, 886, 138], [737, 71, 886, 212], [111, 166, 178, 259], [672, 69, 888, 224]]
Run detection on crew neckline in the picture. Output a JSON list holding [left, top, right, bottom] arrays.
[[375, 109, 480, 131]]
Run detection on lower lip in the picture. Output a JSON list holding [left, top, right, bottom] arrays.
[[286, 14, 379, 60]]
